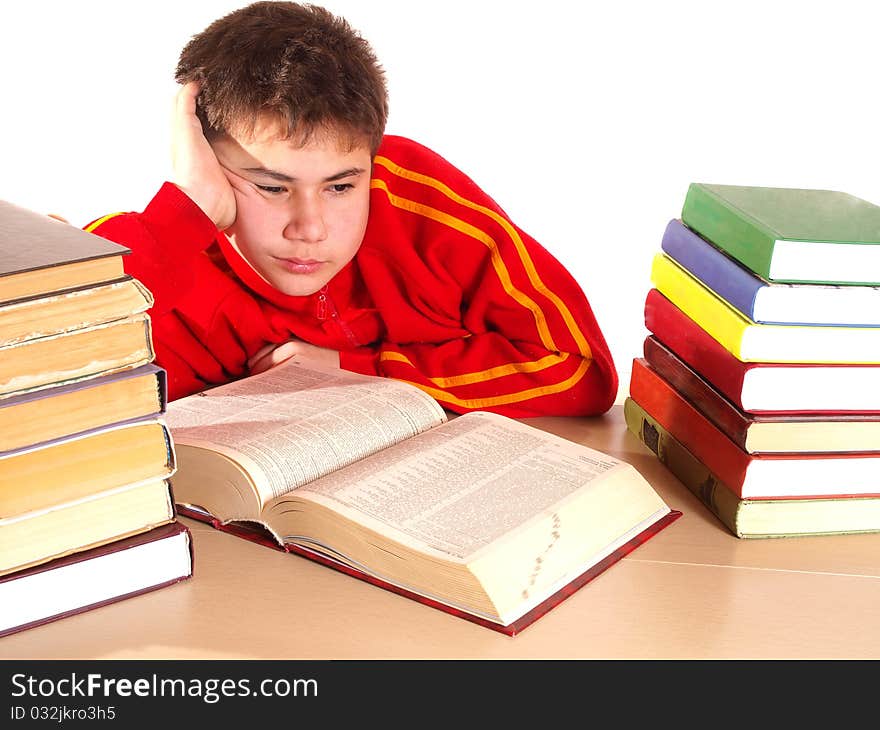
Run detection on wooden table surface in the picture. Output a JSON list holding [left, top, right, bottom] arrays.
[[4, 404, 880, 659]]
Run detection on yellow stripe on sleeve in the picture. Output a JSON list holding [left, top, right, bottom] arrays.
[[379, 350, 570, 387], [393, 357, 591, 409], [374, 155, 592, 358], [371, 178, 558, 351], [84, 212, 126, 233]]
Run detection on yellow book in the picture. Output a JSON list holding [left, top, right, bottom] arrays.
[[0, 478, 176, 576], [650, 252, 880, 363]]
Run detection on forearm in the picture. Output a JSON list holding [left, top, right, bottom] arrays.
[[340, 334, 618, 417]]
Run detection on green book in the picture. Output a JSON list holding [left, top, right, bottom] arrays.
[[680, 183, 880, 285], [624, 396, 880, 539]]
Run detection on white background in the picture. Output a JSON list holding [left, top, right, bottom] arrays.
[[2, 0, 879, 399]]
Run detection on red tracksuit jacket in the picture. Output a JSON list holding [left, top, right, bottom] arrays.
[[87, 135, 618, 417]]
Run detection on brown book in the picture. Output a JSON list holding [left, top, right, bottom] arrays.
[[0, 200, 153, 398], [166, 357, 679, 635], [0, 276, 152, 347], [0, 477, 177, 578], [0, 414, 176, 576], [0, 521, 192, 638], [0, 313, 154, 398], [0, 199, 129, 304], [0, 364, 166, 454], [1, 414, 175, 517]]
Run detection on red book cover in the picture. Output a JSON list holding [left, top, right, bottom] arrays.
[[0, 521, 193, 638], [643, 336, 880, 453], [644, 288, 880, 414], [176, 505, 680, 637], [629, 358, 880, 499], [643, 335, 753, 448]]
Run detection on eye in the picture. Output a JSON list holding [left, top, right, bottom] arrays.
[[328, 183, 354, 195], [256, 184, 286, 195]]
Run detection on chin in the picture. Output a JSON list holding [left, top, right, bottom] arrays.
[[272, 276, 329, 298]]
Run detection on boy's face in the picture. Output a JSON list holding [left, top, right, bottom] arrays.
[[211, 118, 372, 297]]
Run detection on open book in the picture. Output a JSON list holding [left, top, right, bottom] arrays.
[[165, 358, 678, 635]]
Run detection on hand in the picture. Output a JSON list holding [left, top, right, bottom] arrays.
[[248, 339, 341, 375], [171, 81, 236, 230]]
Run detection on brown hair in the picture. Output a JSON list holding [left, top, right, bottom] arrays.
[[175, 2, 388, 153]]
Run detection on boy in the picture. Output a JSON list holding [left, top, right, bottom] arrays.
[[87, 1, 618, 417]]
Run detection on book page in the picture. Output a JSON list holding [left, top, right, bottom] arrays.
[[291, 411, 626, 560], [164, 357, 447, 501]]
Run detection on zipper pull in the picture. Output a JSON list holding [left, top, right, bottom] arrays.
[[316, 286, 328, 321]]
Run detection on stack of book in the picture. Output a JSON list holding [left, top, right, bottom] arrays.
[[0, 200, 193, 637], [626, 183, 880, 538]]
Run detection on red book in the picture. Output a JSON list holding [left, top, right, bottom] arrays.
[[644, 336, 880, 454], [644, 288, 880, 414], [165, 359, 680, 636], [0, 522, 193, 638], [629, 357, 880, 499], [177, 505, 679, 636]]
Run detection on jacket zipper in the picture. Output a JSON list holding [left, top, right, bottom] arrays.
[[316, 287, 328, 320], [316, 286, 359, 346]]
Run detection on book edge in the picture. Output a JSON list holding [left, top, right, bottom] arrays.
[[0, 522, 193, 638], [175, 505, 680, 637]]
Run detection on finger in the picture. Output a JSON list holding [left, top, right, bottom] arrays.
[[177, 81, 200, 115], [248, 341, 300, 374], [248, 352, 275, 376], [250, 344, 297, 375], [173, 82, 202, 143], [247, 342, 278, 370], [269, 342, 299, 365], [172, 82, 199, 157]]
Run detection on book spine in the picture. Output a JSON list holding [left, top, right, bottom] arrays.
[[641, 334, 750, 450], [650, 253, 750, 359], [648, 254, 880, 364], [681, 183, 778, 278], [661, 219, 763, 319], [629, 358, 750, 493], [624, 397, 744, 538], [644, 294, 750, 410]]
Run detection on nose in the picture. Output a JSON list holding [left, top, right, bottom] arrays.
[[283, 194, 327, 243]]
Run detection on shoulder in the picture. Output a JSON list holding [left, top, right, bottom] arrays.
[[376, 134, 449, 166], [372, 135, 499, 214]]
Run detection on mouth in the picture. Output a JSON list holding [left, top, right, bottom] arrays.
[[275, 257, 325, 275]]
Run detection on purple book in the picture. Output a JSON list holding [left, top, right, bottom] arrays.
[[660, 218, 880, 327], [0, 364, 167, 457]]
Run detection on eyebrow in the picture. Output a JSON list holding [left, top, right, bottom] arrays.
[[243, 166, 367, 183]]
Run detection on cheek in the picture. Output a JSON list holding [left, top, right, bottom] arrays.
[[332, 193, 370, 253], [230, 195, 281, 248]]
